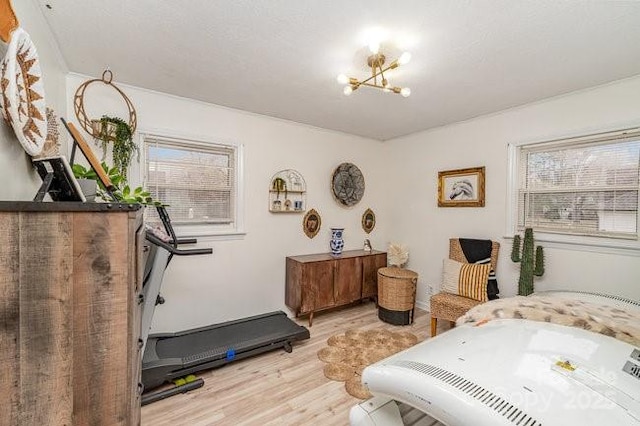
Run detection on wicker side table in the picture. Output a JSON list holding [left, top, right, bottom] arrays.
[[377, 267, 419, 325]]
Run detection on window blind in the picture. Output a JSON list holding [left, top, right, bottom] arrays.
[[517, 130, 640, 239], [144, 136, 236, 225]]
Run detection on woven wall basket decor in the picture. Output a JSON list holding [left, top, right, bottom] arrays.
[[1, 27, 47, 156]]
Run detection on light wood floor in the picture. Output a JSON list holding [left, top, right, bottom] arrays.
[[141, 303, 447, 426]]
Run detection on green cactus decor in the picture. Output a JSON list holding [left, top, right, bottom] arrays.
[[511, 227, 545, 296]]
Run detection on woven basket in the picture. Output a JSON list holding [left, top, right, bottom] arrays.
[[378, 267, 418, 311]]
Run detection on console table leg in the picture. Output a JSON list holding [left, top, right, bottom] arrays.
[[309, 311, 314, 327]]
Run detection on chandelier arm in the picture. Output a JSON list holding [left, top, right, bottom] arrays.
[[356, 60, 400, 86], [358, 64, 397, 86], [359, 82, 390, 90], [378, 61, 399, 76], [356, 74, 377, 86], [377, 65, 384, 85]]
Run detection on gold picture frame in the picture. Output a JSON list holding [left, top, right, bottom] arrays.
[[303, 208, 321, 239], [361, 208, 376, 234], [438, 166, 485, 207]]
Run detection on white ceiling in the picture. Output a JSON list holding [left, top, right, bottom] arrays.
[[38, 0, 640, 141]]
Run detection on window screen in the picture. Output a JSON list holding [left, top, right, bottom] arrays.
[[516, 130, 640, 239], [144, 136, 237, 226]]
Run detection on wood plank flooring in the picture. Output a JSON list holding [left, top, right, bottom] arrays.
[[141, 303, 448, 425]]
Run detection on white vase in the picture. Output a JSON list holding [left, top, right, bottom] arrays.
[[330, 227, 344, 256]]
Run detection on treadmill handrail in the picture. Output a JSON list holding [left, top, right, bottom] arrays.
[[146, 232, 212, 256], [172, 237, 198, 245]]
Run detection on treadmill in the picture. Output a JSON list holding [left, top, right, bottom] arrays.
[[140, 207, 310, 405]]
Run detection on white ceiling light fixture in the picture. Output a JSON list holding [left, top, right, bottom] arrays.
[[337, 44, 412, 97]]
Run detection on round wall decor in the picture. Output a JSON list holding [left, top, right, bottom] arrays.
[[73, 69, 137, 138], [331, 162, 365, 207], [303, 208, 321, 239], [1, 27, 47, 156], [362, 208, 376, 234]]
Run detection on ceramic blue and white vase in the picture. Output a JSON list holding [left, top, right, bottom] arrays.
[[330, 227, 345, 256]]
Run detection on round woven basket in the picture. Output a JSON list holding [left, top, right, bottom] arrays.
[[377, 267, 418, 311]]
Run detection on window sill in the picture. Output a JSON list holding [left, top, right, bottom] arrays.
[[502, 232, 640, 257], [173, 225, 246, 241]]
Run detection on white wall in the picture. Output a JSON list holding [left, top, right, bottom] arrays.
[[6, 11, 638, 330], [0, 1, 67, 200], [66, 73, 389, 332], [385, 75, 640, 306]]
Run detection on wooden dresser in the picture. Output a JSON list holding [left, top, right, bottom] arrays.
[[285, 250, 387, 326], [0, 202, 144, 426]]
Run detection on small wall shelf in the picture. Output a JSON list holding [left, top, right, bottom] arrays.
[[269, 169, 306, 213]]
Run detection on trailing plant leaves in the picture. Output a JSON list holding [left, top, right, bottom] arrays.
[[96, 115, 139, 180]]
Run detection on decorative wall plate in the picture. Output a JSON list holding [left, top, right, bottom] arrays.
[[361, 208, 376, 234], [1, 27, 47, 156], [331, 162, 365, 207], [303, 208, 321, 239]]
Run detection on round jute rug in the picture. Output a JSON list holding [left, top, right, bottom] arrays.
[[317, 328, 419, 399]]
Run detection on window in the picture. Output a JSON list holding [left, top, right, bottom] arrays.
[[143, 134, 244, 236], [509, 128, 640, 245]]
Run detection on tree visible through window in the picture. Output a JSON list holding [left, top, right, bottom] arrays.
[[143, 135, 238, 228], [515, 129, 640, 240]]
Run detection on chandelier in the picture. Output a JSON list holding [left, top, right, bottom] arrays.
[[337, 44, 411, 97]]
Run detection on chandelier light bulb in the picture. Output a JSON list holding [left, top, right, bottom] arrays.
[[368, 41, 380, 54], [398, 52, 412, 65], [343, 86, 353, 96], [336, 74, 349, 85], [400, 87, 411, 97]]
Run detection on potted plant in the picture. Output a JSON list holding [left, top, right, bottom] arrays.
[[272, 177, 287, 199], [91, 115, 138, 179], [72, 162, 163, 206], [71, 163, 98, 201]]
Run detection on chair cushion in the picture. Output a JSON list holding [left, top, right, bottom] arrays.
[[430, 292, 482, 322], [441, 258, 491, 302]]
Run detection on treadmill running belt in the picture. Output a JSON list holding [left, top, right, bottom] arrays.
[[153, 311, 306, 362]]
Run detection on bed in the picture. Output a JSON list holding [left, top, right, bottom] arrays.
[[350, 291, 640, 426]]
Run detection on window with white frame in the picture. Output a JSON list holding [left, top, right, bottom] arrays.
[[143, 134, 243, 235], [510, 128, 640, 243]]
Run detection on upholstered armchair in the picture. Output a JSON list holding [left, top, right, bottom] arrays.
[[430, 238, 500, 337]]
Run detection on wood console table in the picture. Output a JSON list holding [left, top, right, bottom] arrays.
[[285, 250, 387, 326], [0, 202, 144, 426]]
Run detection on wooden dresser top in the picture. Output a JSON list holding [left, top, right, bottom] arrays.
[[287, 249, 386, 263]]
